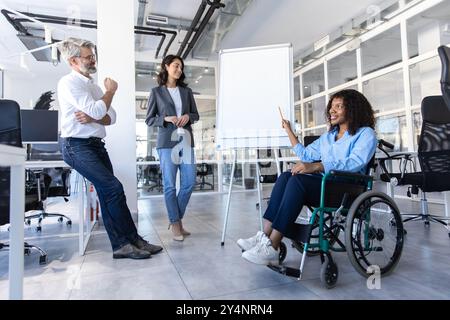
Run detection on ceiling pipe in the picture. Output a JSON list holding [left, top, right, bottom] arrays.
[[19, 12, 97, 25], [26, 18, 97, 29], [1, 9, 30, 34], [176, 0, 208, 57], [2, 11, 178, 60], [135, 26, 176, 58], [135, 30, 166, 59], [181, 0, 225, 60]]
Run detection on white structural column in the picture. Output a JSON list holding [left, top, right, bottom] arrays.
[[96, 0, 137, 213]]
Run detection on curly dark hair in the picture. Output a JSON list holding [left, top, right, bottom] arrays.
[[325, 89, 375, 135], [157, 54, 188, 87]]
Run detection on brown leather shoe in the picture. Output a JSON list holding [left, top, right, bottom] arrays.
[[113, 243, 151, 259], [134, 237, 163, 255]]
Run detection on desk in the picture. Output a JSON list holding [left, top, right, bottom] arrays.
[[25, 161, 97, 256], [0, 144, 26, 300]]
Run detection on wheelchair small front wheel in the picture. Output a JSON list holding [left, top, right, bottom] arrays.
[[320, 255, 338, 289], [345, 191, 404, 278]]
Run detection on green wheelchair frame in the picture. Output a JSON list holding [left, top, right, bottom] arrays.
[[269, 148, 405, 288]]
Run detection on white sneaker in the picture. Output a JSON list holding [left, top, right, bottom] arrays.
[[237, 231, 265, 251], [241, 236, 279, 265]]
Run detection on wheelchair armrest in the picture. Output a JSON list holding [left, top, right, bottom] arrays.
[[327, 170, 372, 183]]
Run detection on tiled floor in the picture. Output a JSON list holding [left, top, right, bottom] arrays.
[[1, 185, 450, 300]]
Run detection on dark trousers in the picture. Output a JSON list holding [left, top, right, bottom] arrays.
[[62, 137, 139, 251], [263, 172, 323, 235]]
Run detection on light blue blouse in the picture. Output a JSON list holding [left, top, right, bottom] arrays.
[[293, 127, 377, 174]]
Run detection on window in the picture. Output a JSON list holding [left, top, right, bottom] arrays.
[[406, 1, 450, 58], [361, 25, 402, 75], [327, 50, 357, 89], [294, 103, 302, 133], [329, 84, 358, 96], [304, 96, 326, 127], [294, 75, 301, 101], [376, 113, 407, 151], [193, 99, 216, 160], [363, 69, 404, 113], [135, 62, 216, 96], [409, 56, 441, 106], [303, 127, 327, 139], [302, 64, 325, 98]]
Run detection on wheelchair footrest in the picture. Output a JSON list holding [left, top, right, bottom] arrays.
[[267, 265, 301, 279]]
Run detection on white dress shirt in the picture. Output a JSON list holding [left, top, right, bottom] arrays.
[[57, 70, 116, 138]]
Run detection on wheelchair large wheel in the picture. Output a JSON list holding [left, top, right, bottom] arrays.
[[345, 191, 404, 278]]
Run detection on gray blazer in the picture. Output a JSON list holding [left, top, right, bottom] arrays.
[[145, 85, 200, 149]]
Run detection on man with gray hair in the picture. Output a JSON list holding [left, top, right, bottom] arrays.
[[57, 38, 162, 259]]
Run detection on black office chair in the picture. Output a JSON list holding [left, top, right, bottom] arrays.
[[303, 135, 321, 147], [196, 162, 214, 190], [439, 45, 450, 111], [378, 46, 450, 236], [24, 142, 72, 232], [144, 156, 163, 192], [0, 99, 47, 264]]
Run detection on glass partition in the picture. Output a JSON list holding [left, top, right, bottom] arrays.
[[304, 96, 327, 127], [328, 50, 357, 89], [409, 56, 441, 106], [361, 25, 402, 75], [302, 64, 325, 98], [363, 69, 404, 113], [376, 112, 407, 151]]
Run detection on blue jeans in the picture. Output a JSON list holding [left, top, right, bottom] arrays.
[[158, 144, 196, 224], [62, 137, 139, 251]]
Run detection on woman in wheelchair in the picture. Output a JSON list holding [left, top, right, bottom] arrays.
[[237, 89, 377, 265]]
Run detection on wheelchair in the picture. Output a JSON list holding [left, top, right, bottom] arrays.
[[268, 140, 405, 288]]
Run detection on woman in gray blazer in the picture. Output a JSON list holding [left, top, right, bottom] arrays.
[[145, 55, 200, 241]]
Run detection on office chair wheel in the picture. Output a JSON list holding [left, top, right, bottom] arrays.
[[424, 221, 430, 226], [24, 248, 31, 255], [346, 191, 404, 278], [25, 219, 31, 226], [58, 217, 63, 223], [66, 220, 72, 227], [39, 254, 48, 265], [36, 226, 42, 232], [279, 242, 287, 264], [320, 254, 338, 289], [256, 203, 260, 210]]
